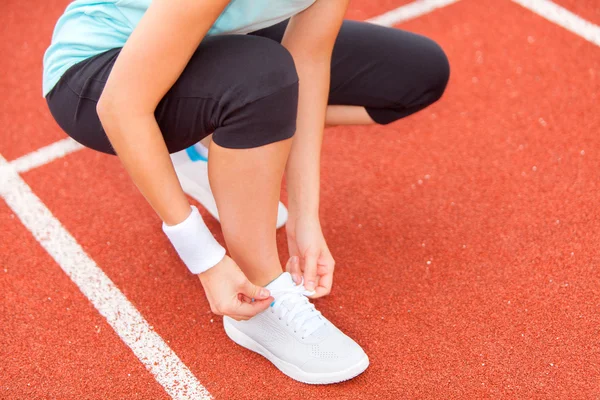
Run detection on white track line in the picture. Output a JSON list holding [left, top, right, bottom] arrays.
[[512, 0, 600, 47], [11, 137, 83, 173], [0, 155, 212, 400], [367, 0, 461, 26]]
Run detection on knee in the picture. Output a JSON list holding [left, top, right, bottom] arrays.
[[368, 37, 450, 125], [212, 38, 299, 149], [237, 37, 299, 103], [425, 39, 450, 102]]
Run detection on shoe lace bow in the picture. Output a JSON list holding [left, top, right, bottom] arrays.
[[269, 283, 325, 338]]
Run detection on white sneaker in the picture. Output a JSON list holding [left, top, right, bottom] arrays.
[[223, 273, 369, 384], [170, 148, 289, 229]]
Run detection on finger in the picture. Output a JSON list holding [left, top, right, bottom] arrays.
[[235, 297, 273, 319], [285, 256, 302, 285], [238, 293, 253, 303], [311, 253, 334, 298], [239, 280, 271, 300], [287, 235, 299, 261], [312, 272, 333, 298], [303, 250, 319, 291]]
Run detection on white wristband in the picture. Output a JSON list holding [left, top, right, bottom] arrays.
[[162, 206, 226, 274]]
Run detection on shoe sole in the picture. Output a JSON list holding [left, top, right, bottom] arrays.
[[223, 318, 369, 384]]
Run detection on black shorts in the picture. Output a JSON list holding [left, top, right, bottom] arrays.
[[46, 19, 450, 154]]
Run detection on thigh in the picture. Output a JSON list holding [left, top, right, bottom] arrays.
[[328, 20, 450, 122], [251, 19, 450, 123], [46, 34, 298, 154]]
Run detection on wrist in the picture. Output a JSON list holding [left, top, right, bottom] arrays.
[[162, 206, 226, 274], [286, 178, 320, 222], [286, 212, 321, 238], [287, 203, 319, 222], [287, 208, 320, 223], [197, 256, 223, 289]]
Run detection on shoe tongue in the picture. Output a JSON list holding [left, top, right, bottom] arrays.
[[266, 272, 296, 292]]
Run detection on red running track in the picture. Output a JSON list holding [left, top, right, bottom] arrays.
[[2, 0, 600, 398]]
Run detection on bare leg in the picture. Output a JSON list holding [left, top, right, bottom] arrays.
[[201, 105, 371, 287], [325, 105, 375, 126], [207, 138, 292, 287]]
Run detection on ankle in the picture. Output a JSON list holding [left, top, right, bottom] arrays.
[[250, 269, 283, 288]]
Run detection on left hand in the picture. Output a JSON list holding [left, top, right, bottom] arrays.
[[286, 216, 335, 298]]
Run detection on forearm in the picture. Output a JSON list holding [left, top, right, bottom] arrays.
[[97, 109, 191, 225], [284, 58, 330, 219], [99, 107, 226, 273], [282, 0, 348, 219], [95, 0, 230, 224]]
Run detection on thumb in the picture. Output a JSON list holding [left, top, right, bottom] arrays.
[[240, 279, 271, 300], [285, 256, 302, 285], [303, 250, 319, 292], [235, 298, 273, 319]]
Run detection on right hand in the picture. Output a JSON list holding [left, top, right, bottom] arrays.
[[198, 255, 273, 321], [285, 216, 335, 298]]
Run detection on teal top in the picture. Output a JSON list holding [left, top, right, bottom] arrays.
[[42, 0, 316, 96]]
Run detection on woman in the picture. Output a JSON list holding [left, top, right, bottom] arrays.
[[43, 0, 449, 384]]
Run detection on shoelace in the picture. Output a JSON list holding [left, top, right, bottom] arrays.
[[269, 283, 326, 338]]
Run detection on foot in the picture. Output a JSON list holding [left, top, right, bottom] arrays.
[[171, 146, 289, 229], [223, 273, 369, 384]]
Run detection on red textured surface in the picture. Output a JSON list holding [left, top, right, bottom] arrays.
[[552, 0, 600, 26], [345, 0, 413, 20], [0, 0, 72, 161], [2, 0, 600, 398], [0, 200, 168, 399]]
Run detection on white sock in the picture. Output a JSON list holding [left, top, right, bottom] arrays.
[[193, 142, 209, 159], [162, 206, 225, 274]]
